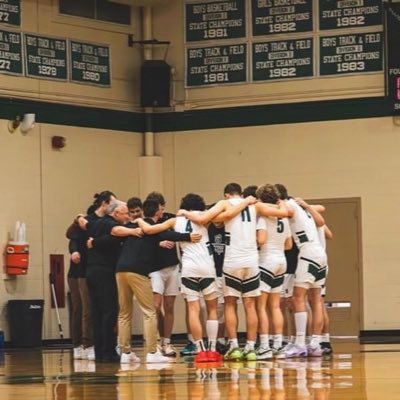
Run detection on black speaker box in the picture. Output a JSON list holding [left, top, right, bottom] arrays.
[[141, 60, 170, 107]]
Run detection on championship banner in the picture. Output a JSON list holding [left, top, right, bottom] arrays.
[[385, 3, 400, 114]]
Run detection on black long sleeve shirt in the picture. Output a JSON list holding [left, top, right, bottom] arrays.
[[116, 220, 191, 276], [87, 215, 124, 270], [66, 213, 101, 278]]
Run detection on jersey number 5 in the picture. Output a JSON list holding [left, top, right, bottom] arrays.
[[277, 218, 284, 233]]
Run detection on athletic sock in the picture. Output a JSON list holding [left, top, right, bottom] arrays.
[[321, 333, 330, 343], [273, 334, 283, 349], [260, 334, 270, 349], [206, 320, 219, 351], [310, 335, 321, 348], [294, 312, 307, 346], [245, 340, 256, 351], [228, 338, 239, 349], [195, 339, 206, 353]]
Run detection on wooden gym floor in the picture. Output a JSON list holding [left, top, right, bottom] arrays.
[[0, 340, 399, 400]]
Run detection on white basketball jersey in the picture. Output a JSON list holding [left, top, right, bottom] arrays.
[[287, 198, 319, 249], [223, 198, 258, 269], [257, 216, 290, 266], [174, 214, 215, 277]]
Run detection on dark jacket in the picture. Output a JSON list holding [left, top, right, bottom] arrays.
[[116, 220, 191, 276]]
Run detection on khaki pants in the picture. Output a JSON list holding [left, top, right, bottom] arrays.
[[68, 277, 93, 347], [116, 272, 158, 353]]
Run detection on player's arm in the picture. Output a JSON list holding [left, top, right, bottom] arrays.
[[212, 196, 257, 223], [256, 200, 292, 218], [324, 224, 333, 240], [177, 200, 227, 225], [134, 217, 176, 234], [284, 236, 293, 250], [311, 204, 326, 213], [257, 229, 267, 247], [76, 215, 88, 230], [111, 225, 143, 237], [295, 198, 325, 227]]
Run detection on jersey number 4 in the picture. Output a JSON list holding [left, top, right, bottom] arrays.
[[185, 220, 193, 233]]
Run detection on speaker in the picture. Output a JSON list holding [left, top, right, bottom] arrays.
[[141, 60, 170, 107]]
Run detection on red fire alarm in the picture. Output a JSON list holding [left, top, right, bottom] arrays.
[[51, 136, 66, 149]]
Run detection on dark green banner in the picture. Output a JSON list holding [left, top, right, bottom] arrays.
[[0, 0, 21, 27], [70, 40, 110, 86], [319, 32, 382, 76], [24, 34, 67, 80], [251, 0, 313, 36], [186, 43, 247, 86], [0, 29, 22, 75], [253, 38, 313, 81], [185, 1, 246, 42], [319, 0, 382, 30]]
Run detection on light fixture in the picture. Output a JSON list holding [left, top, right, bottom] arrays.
[[8, 113, 36, 134]]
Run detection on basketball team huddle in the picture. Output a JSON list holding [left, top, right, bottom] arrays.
[[68, 182, 332, 365]]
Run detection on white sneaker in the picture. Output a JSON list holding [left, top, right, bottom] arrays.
[[146, 350, 171, 363], [162, 343, 177, 357], [73, 346, 84, 360], [284, 343, 308, 358], [120, 352, 141, 364], [85, 346, 95, 361], [256, 346, 273, 360]]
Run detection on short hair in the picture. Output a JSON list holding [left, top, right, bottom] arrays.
[[274, 183, 288, 200], [180, 193, 206, 211], [145, 191, 165, 206], [223, 183, 242, 196], [127, 197, 142, 210], [256, 184, 280, 205], [243, 185, 258, 198], [143, 199, 160, 218], [106, 200, 125, 215]]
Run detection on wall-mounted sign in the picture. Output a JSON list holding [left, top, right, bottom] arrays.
[[185, 1, 246, 42], [319, 32, 382, 76], [319, 0, 382, 30], [0, 0, 21, 27], [186, 43, 247, 86], [69, 40, 111, 86], [24, 34, 67, 80], [0, 29, 22, 75], [385, 3, 400, 114], [251, 0, 313, 36], [253, 37, 313, 81]]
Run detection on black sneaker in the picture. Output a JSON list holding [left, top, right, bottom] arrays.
[[216, 342, 229, 355], [320, 342, 333, 355]]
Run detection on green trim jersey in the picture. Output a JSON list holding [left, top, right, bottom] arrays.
[[287, 198, 319, 249], [223, 198, 258, 269], [257, 216, 290, 267], [174, 214, 215, 278]]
